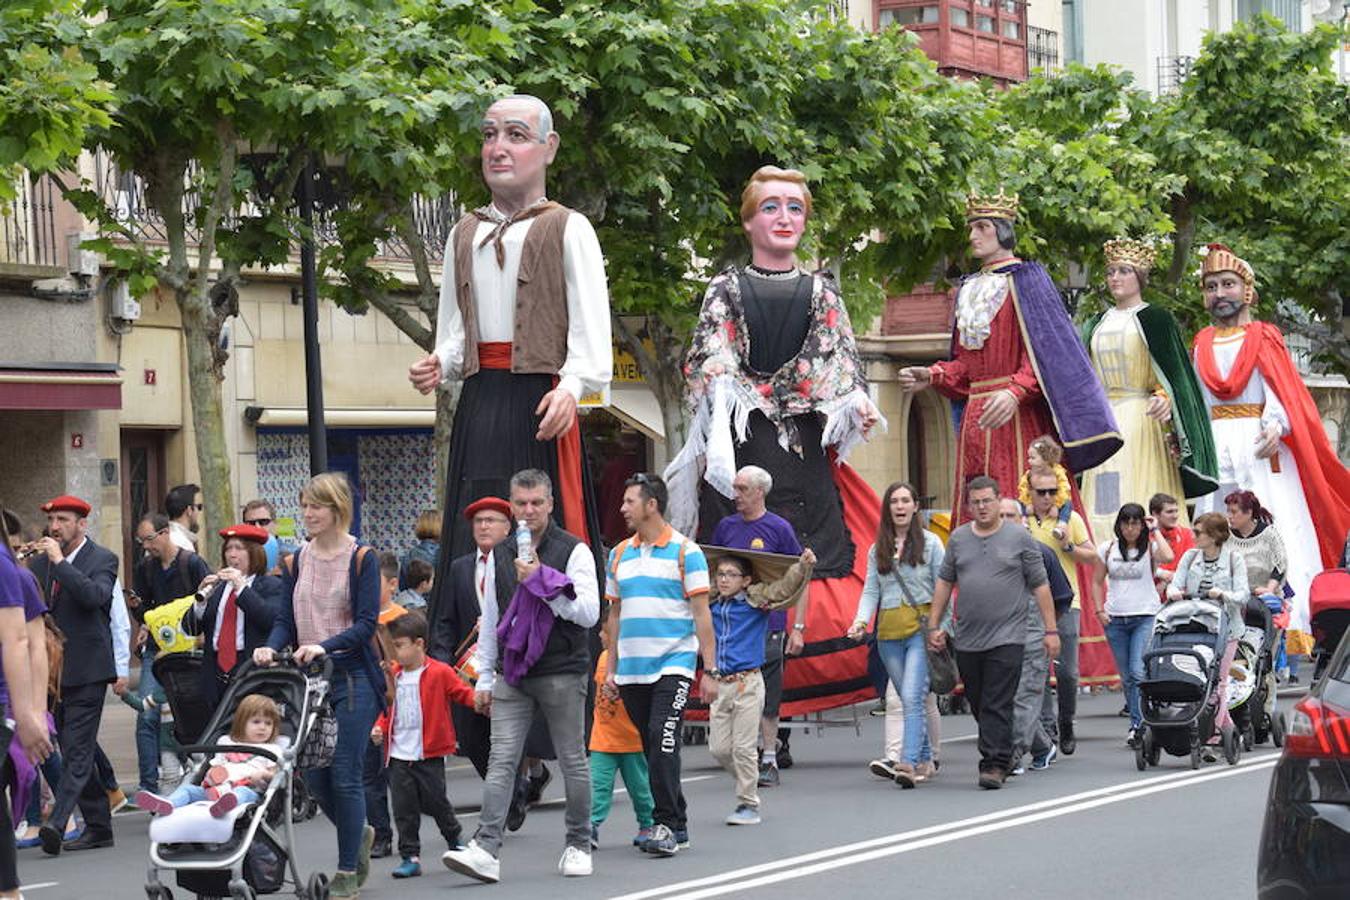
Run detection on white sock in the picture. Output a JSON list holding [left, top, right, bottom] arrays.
[[761, 750, 777, 767]]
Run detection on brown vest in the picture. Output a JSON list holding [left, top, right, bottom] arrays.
[[452, 203, 572, 378]]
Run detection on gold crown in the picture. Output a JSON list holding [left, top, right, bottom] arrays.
[[1103, 237, 1156, 272], [965, 189, 1019, 222]]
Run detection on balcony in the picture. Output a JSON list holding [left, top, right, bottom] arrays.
[[0, 173, 66, 279], [1027, 25, 1059, 73], [876, 0, 1029, 85], [1156, 55, 1195, 94], [91, 149, 457, 266]]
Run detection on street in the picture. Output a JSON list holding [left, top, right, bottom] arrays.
[[19, 689, 1284, 899]]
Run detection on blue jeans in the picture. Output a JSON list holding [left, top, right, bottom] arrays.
[[1104, 615, 1153, 729], [876, 632, 931, 766], [136, 649, 162, 792], [306, 671, 380, 872], [167, 783, 260, 808]]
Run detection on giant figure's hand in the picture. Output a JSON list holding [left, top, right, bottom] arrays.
[[1253, 423, 1282, 460], [858, 399, 880, 436], [898, 366, 931, 393], [1145, 393, 1172, 421], [977, 389, 1018, 430], [535, 388, 578, 441], [409, 353, 442, 395]]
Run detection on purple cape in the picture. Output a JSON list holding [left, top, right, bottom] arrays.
[[1003, 260, 1121, 473]]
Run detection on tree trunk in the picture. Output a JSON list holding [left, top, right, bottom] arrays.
[[179, 290, 235, 562], [1165, 188, 1197, 290]]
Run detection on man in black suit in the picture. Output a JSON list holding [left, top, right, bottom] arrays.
[[182, 523, 282, 710], [429, 496, 513, 779], [27, 495, 118, 854]]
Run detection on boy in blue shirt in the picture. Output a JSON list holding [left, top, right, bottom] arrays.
[[703, 546, 813, 826]]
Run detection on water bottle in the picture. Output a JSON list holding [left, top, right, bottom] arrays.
[[516, 519, 534, 564]]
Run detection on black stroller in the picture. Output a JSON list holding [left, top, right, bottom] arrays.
[[1134, 599, 1240, 770], [145, 654, 334, 900], [1227, 596, 1285, 750]]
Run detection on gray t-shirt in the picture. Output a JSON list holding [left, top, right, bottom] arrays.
[[939, 523, 1048, 652]]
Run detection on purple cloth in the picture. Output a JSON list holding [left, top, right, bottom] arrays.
[[495, 565, 574, 686], [0, 554, 46, 820], [1005, 260, 1122, 473], [711, 512, 803, 630]]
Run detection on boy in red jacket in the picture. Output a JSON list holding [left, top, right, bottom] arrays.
[[371, 610, 476, 878]]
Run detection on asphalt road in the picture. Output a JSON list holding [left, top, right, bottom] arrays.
[[20, 690, 1286, 899]]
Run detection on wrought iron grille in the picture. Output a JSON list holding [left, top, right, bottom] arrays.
[[1, 173, 61, 268], [1027, 25, 1059, 72], [1156, 55, 1196, 94]]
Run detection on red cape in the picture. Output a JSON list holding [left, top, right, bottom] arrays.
[[1194, 322, 1350, 568]]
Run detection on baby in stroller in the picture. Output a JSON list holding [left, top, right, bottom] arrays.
[[136, 694, 283, 819]]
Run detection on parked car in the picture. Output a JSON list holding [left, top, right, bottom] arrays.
[[1257, 628, 1350, 899]]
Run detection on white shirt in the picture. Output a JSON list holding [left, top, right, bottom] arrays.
[[389, 666, 426, 761], [64, 539, 128, 678], [474, 549, 495, 611], [1098, 541, 1162, 617], [432, 207, 612, 402], [474, 541, 601, 694], [169, 521, 197, 552]]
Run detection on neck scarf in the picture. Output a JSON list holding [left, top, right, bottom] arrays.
[[473, 199, 557, 268]]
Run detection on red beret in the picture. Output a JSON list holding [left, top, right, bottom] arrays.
[[219, 523, 270, 544], [463, 496, 512, 522], [41, 495, 91, 517]]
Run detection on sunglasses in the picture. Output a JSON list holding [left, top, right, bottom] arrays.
[[625, 473, 655, 487], [243, 518, 272, 527], [1033, 488, 1059, 496], [192, 503, 204, 511]]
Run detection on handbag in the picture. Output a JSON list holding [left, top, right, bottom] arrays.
[[298, 700, 337, 770], [888, 568, 959, 696]]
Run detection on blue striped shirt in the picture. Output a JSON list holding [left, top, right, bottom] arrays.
[[605, 526, 709, 684]]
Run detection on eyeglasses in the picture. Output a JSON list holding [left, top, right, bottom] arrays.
[[243, 518, 272, 527], [715, 571, 749, 579], [192, 503, 204, 511], [137, 528, 167, 545], [968, 497, 998, 507], [1033, 488, 1058, 497]]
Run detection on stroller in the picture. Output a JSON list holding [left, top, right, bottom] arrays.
[[1309, 568, 1350, 682], [1226, 595, 1285, 749], [145, 654, 334, 900], [1134, 598, 1239, 770]]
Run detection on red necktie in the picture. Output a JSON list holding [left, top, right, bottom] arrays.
[[478, 554, 488, 596], [218, 588, 238, 672]]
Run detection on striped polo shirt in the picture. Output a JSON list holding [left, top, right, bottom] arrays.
[[605, 524, 710, 685]]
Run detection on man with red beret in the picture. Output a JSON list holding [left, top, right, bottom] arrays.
[[429, 496, 512, 780], [28, 495, 120, 854]]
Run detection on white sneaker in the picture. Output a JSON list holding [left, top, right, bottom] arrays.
[[558, 845, 592, 877], [443, 840, 500, 883]]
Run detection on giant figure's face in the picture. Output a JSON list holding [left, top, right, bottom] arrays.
[[967, 218, 1001, 261], [743, 179, 808, 259], [480, 98, 558, 197], [1202, 271, 1249, 323]]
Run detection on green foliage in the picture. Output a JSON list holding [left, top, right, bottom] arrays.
[[0, 0, 111, 199]]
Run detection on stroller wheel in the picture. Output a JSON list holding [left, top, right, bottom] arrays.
[[307, 872, 330, 900], [1271, 712, 1285, 748], [145, 886, 172, 900], [228, 879, 256, 900], [1242, 725, 1254, 752], [1190, 741, 1202, 770], [1222, 727, 1240, 766], [1134, 737, 1147, 771]]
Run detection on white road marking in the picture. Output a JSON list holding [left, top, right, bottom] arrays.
[[22, 882, 59, 892], [611, 752, 1280, 900]]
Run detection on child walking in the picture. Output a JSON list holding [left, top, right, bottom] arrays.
[[135, 694, 283, 818], [703, 547, 814, 825], [371, 610, 476, 879], [589, 612, 655, 850]]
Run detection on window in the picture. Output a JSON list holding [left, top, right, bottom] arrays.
[[1002, 20, 1020, 38], [1002, 0, 1020, 12], [878, 5, 939, 27], [976, 14, 995, 31], [951, 7, 971, 27]]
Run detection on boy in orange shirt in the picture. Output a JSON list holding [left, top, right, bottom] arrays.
[[590, 608, 655, 850]]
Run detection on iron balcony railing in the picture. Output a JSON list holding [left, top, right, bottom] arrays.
[[1, 173, 62, 269], [91, 149, 457, 264], [1156, 55, 1196, 94], [1027, 25, 1059, 72]]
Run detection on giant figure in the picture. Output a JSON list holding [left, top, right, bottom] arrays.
[[1189, 243, 1350, 648], [899, 190, 1122, 687], [410, 95, 612, 620], [664, 165, 884, 715], [1080, 237, 1219, 540]]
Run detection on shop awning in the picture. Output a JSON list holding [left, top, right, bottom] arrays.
[[0, 364, 122, 410], [604, 384, 666, 443], [247, 407, 434, 428]]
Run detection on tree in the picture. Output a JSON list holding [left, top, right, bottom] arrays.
[[0, 0, 110, 200], [323, 0, 993, 451]]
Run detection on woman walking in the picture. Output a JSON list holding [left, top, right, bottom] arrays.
[[254, 473, 385, 898], [1092, 503, 1173, 746], [847, 483, 944, 788]]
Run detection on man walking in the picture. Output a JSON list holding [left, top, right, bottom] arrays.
[[1025, 469, 1093, 755], [927, 477, 1058, 789], [604, 474, 714, 856], [165, 483, 202, 552], [708, 465, 804, 787], [28, 495, 119, 853], [442, 469, 599, 883]]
